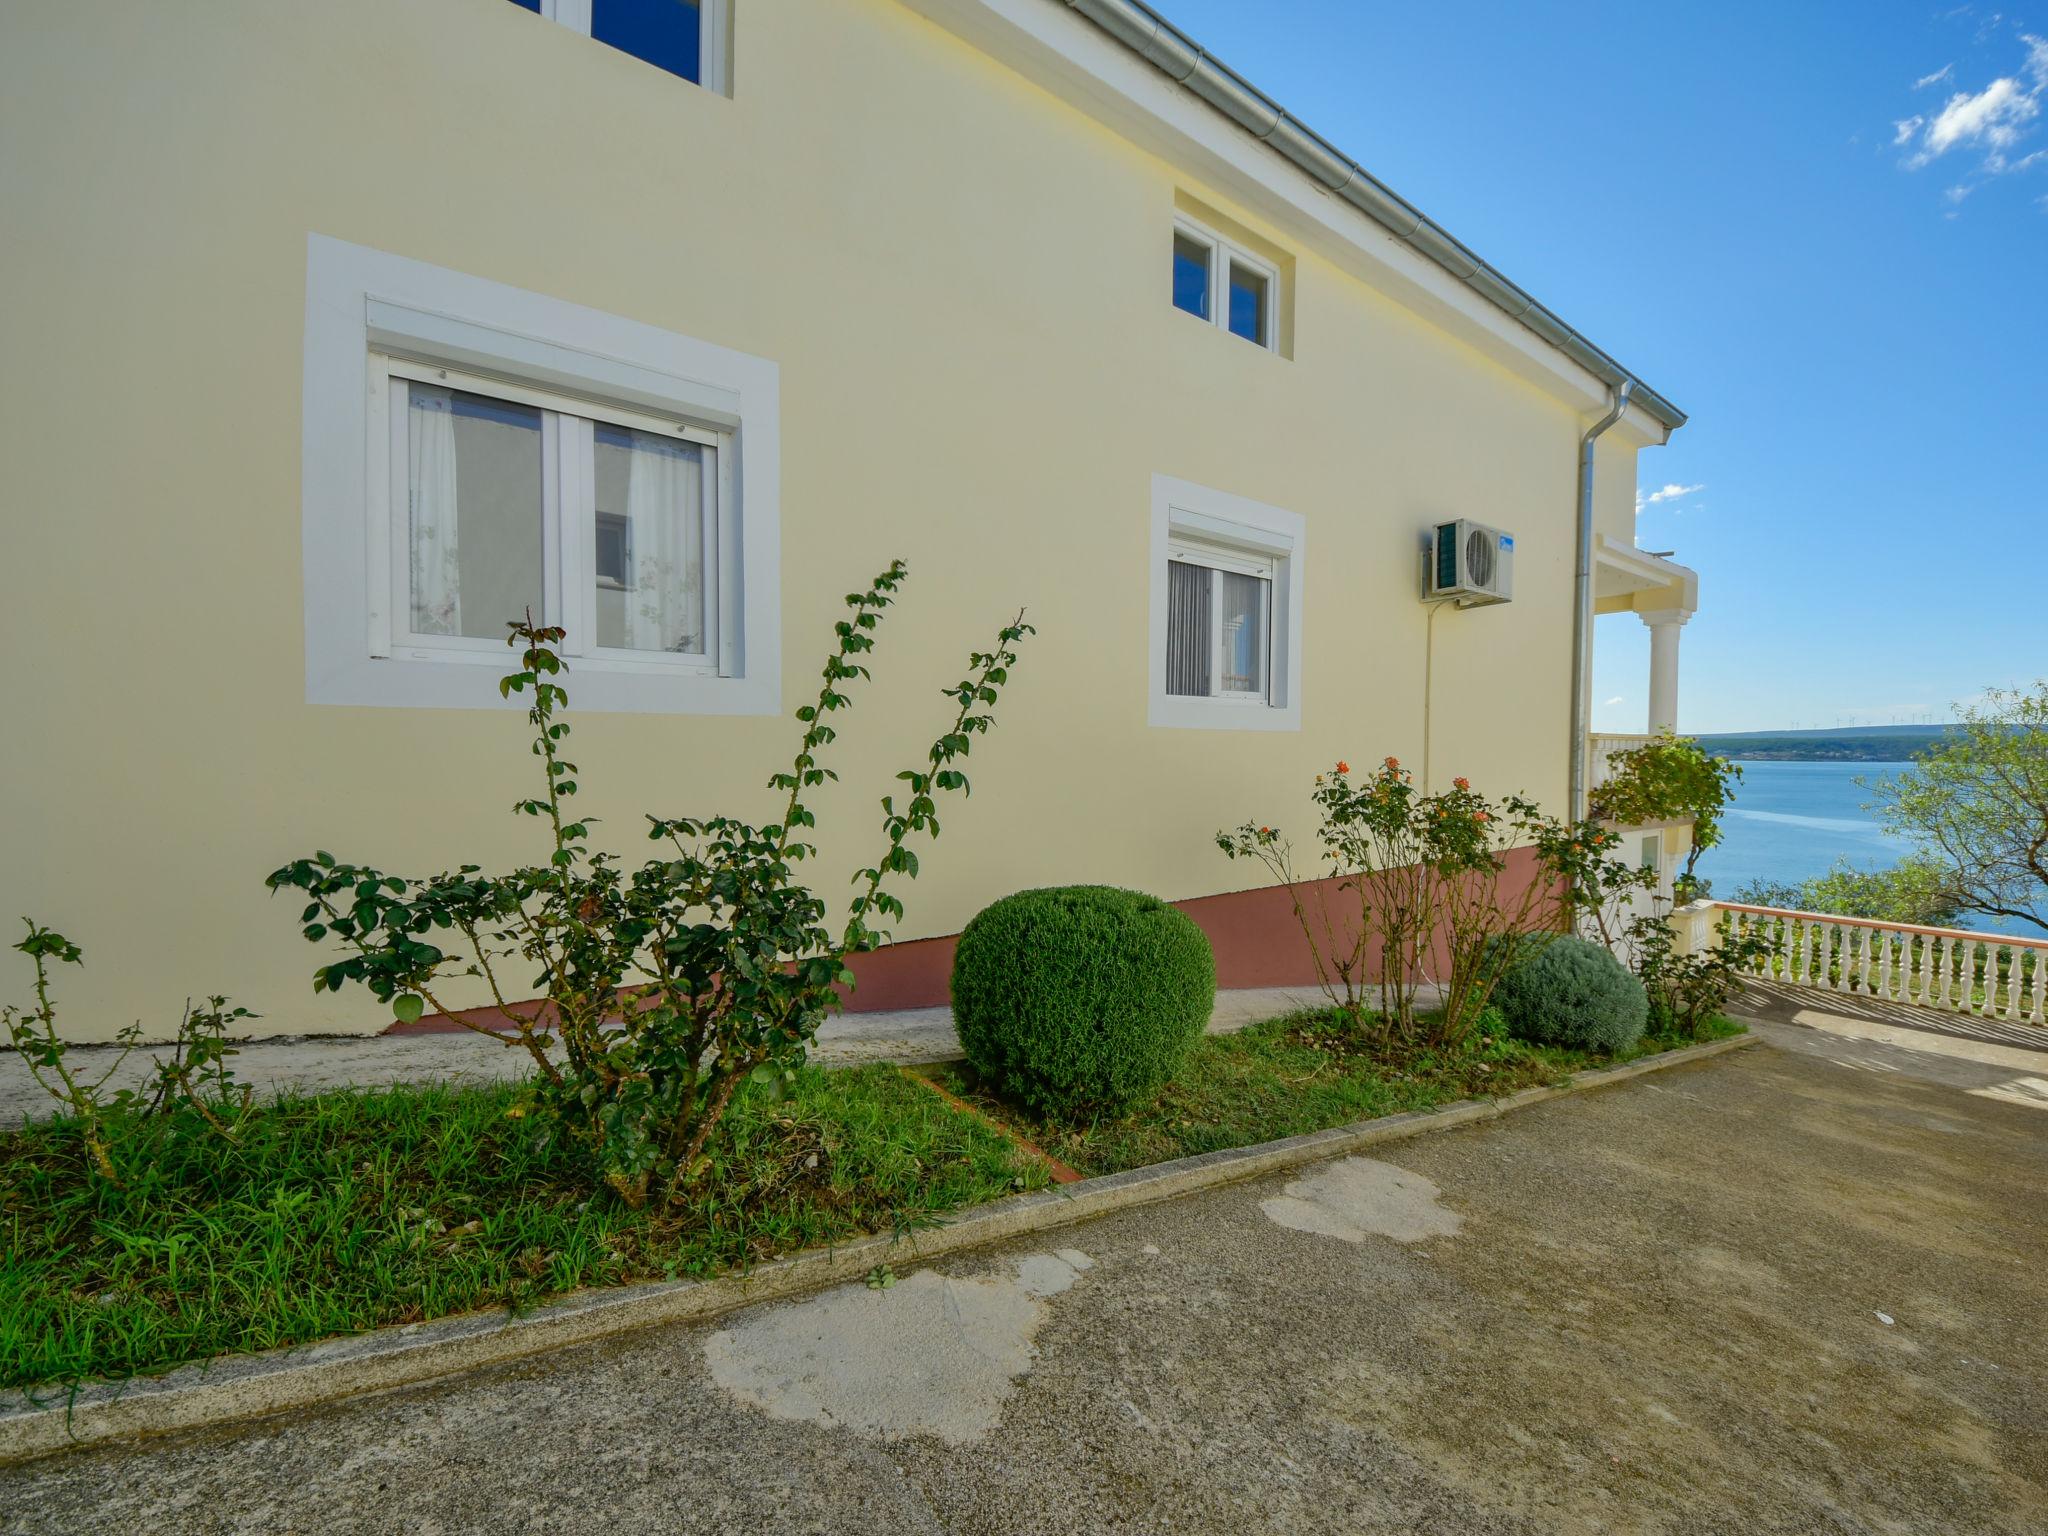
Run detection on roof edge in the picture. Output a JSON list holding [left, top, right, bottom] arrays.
[[1061, 0, 1686, 431]]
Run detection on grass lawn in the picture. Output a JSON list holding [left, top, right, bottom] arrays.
[[0, 1064, 1047, 1393], [1, 1011, 1741, 1393], [921, 1010, 1746, 1177]]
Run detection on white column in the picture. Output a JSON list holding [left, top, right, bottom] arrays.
[[1639, 607, 1690, 734]]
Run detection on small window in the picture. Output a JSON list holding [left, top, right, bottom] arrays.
[[1227, 260, 1270, 346], [592, 0, 702, 83], [508, 0, 728, 93], [375, 356, 725, 672], [1170, 217, 1279, 352], [1166, 541, 1274, 704], [1149, 476, 1302, 731], [1172, 232, 1212, 320]]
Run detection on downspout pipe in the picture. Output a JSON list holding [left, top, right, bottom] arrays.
[[1569, 381, 1633, 823]]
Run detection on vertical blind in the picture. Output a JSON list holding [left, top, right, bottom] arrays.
[[1166, 559, 1212, 697]]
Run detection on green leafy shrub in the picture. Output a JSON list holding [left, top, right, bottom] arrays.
[[1218, 759, 1618, 1048], [271, 563, 1033, 1209], [4, 922, 253, 1183], [951, 886, 1215, 1117], [1488, 934, 1648, 1054]]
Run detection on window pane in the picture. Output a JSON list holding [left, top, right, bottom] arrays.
[[1228, 261, 1269, 345], [505, 0, 542, 12], [1165, 560, 1212, 697], [1218, 571, 1268, 696], [1172, 234, 1211, 320], [593, 424, 708, 655], [407, 385, 543, 641], [591, 0, 702, 83]]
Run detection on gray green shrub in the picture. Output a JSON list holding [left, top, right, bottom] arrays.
[[951, 886, 1215, 1117], [1488, 934, 1647, 1054]]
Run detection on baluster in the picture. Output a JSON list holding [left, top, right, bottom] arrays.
[[1860, 924, 1877, 994], [1964, 939, 1982, 1016], [1875, 928, 1893, 1000], [2031, 948, 2046, 1025], [1996, 944, 2016, 1020], [1790, 917, 1807, 986], [1933, 936, 1951, 1008]]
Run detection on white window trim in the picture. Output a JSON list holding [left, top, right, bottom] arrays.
[[1172, 215, 1279, 353], [1148, 475, 1304, 731], [303, 233, 780, 716], [528, 0, 732, 95]]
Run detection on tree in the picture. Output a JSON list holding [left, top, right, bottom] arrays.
[[1733, 856, 1961, 928], [1865, 684, 2048, 935], [1585, 734, 1743, 894]]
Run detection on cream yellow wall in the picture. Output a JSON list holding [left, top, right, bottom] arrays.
[[0, 0, 1649, 1039]]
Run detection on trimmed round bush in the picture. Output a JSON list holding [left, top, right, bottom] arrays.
[[951, 885, 1215, 1117], [1488, 934, 1648, 1055]]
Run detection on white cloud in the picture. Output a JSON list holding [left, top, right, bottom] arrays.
[[1604, 696, 1625, 708], [1897, 33, 2048, 177], [1944, 182, 1975, 203], [1917, 75, 2038, 163], [1635, 483, 1704, 516], [1915, 64, 1955, 90]]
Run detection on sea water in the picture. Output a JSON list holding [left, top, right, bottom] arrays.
[[1695, 759, 2037, 936]]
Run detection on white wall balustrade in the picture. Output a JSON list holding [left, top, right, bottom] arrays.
[[1587, 733, 1655, 794], [1671, 901, 2048, 1025]]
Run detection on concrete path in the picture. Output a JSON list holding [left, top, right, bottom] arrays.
[[8, 1010, 2046, 1532], [0, 985, 1340, 1128]]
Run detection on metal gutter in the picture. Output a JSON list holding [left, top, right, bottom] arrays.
[[1570, 382, 1634, 821], [1059, 0, 1687, 432]]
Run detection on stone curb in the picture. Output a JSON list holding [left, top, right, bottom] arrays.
[[0, 1031, 1757, 1464]]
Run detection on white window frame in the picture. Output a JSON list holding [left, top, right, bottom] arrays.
[[1166, 538, 1275, 705], [526, 0, 732, 95], [303, 234, 780, 716], [369, 357, 730, 674], [1148, 475, 1304, 731], [1171, 216, 1280, 353]]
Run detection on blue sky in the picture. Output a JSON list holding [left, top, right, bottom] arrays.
[[1156, 0, 2047, 733]]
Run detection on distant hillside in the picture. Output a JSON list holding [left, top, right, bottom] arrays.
[[1693, 726, 1958, 762]]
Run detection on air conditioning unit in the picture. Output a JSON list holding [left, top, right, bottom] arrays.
[[1424, 519, 1515, 606]]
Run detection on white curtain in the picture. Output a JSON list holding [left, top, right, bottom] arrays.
[[626, 433, 704, 653], [407, 386, 461, 636]]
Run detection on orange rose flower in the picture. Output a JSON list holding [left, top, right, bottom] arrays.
[[1453, 776, 1470, 791], [1335, 760, 1350, 775]]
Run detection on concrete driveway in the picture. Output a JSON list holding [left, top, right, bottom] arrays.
[[5, 1017, 2045, 1534]]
